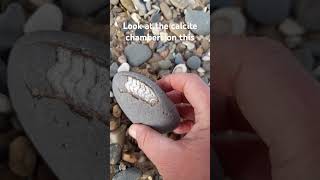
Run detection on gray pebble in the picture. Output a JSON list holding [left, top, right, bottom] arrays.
[[110, 62, 119, 78], [110, 144, 122, 165], [111, 0, 120, 5], [124, 44, 152, 67], [294, 0, 320, 31], [132, 0, 147, 15], [174, 53, 185, 64], [170, 0, 189, 9], [24, 4, 63, 33], [112, 168, 142, 180], [158, 69, 171, 78], [160, 2, 172, 20], [0, 3, 25, 52], [185, 10, 210, 35], [158, 60, 173, 70], [61, 0, 107, 16], [187, 56, 201, 70], [245, 0, 290, 25], [202, 61, 210, 72], [112, 72, 180, 133]]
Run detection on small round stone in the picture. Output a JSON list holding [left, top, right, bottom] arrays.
[[185, 9, 210, 35], [174, 53, 185, 64], [112, 104, 122, 118], [187, 56, 201, 70], [124, 44, 152, 67], [158, 60, 173, 70]]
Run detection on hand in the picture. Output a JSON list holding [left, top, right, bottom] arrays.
[[128, 73, 210, 180], [213, 36, 320, 180]]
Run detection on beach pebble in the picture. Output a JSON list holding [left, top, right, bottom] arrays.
[[110, 144, 122, 165], [118, 55, 127, 64], [111, 0, 120, 5], [112, 168, 142, 180], [122, 152, 138, 164], [110, 124, 127, 145], [29, 0, 54, 7], [132, 0, 147, 15], [173, 64, 187, 73], [124, 44, 152, 67], [169, 22, 189, 37], [0, 3, 25, 52], [294, 0, 320, 31], [61, 0, 107, 16], [110, 117, 120, 131], [112, 72, 180, 133], [279, 18, 305, 36], [120, 0, 136, 12], [24, 4, 63, 33], [158, 60, 173, 70], [212, 7, 246, 35], [174, 53, 185, 64], [112, 104, 122, 118], [185, 10, 210, 35], [187, 56, 201, 70], [170, 0, 189, 9], [110, 62, 119, 77], [9, 136, 37, 177], [202, 61, 210, 71], [246, 0, 290, 25], [118, 63, 130, 72], [182, 41, 195, 50], [160, 2, 172, 20]]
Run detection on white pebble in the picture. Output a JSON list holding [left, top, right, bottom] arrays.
[[197, 67, 206, 76], [279, 18, 305, 36], [131, 13, 141, 24], [110, 91, 114, 98], [173, 64, 187, 73], [117, 62, 130, 72], [182, 41, 195, 50], [202, 55, 210, 61], [160, 32, 168, 42]]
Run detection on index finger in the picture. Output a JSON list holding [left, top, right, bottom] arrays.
[[157, 73, 210, 125]]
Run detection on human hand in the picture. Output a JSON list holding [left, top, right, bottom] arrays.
[[213, 36, 320, 180], [128, 73, 210, 180]]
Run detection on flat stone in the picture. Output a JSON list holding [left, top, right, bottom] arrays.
[[61, 0, 107, 16], [0, 3, 25, 53], [132, 0, 147, 15], [185, 9, 210, 35], [112, 168, 142, 180], [158, 60, 173, 70], [246, 0, 290, 25], [170, 0, 189, 9], [124, 44, 152, 67], [120, 0, 136, 12], [24, 4, 63, 33], [112, 72, 180, 133], [8, 31, 108, 180], [160, 2, 172, 20]]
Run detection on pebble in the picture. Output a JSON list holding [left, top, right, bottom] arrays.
[[9, 136, 37, 177], [112, 104, 122, 118], [29, 0, 54, 7], [110, 117, 120, 131], [158, 69, 171, 78], [124, 44, 152, 67], [187, 56, 201, 70], [182, 41, 195, 50], [160, 2, 172, 20], [132, 0, 147, 15], [169, 22, 189, 37], [110, 144, 122, 165], [185, 9, 210, 35], [279, 18, 305, 36], [120, 0, 135, 12], [172, 64, 187, 73], [118, 55, 127, 64], [0, 93, 11, 114], [170, 0, 189, 9], [61, 0, 107, 16], [112, 168, 142, 180], [112, 72, 180, 133], [212, 7, 246, 35], [294, 0, 320, 31], [111, 0, 120, 5], [122, 152, 138, 164], [174, 53, 185, 64], [201, 39, 210, 52], [0, 3, 25, 52], [24, 4, 63, 33], [158, 60, 173, 70], [111, 62, 119, 78], [110, 124, 127, 145], [202, 61, 210, 72], [118, 63, 131, 72], [246, 0, 290, 25]]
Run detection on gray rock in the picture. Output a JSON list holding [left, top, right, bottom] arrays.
[[112, 72, 180, 133], [187, 56, 201, 70], [132, 0, 147, 15], [294, 0, 320, 31], [24, 4, 63, 33], [202, 61, 210, 72], [61, 0, 107, 16], [112, 168, 142, 180], [174, 53, 184, 64], [8, 31, 108, 180], [158, 60, 173, 70], [0, 3, 25, 52], [170, 0, 189, 9], [245, 0, 290, 25], [110, 62, 119, 78], [110, 0, 120, 5], [110, 144, 122, 165], [185, 10, 210, 35], [124, 44, 152, 67]]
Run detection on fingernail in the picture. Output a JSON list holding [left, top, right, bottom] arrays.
[[128, 125, 137, 139]]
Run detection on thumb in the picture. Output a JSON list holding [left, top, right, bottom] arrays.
[[128, 124, 177, 165]]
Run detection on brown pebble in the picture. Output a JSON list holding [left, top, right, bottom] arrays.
[[110, 124, 127, 145], [159, 48, 169, 58], [201, 39, 210, 52], [110, 117, 120, 131], [122, 152, 138, 164], [9, 136, 37, 177], [195, 47, 204, 57], [112, 104, 122, 118]]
